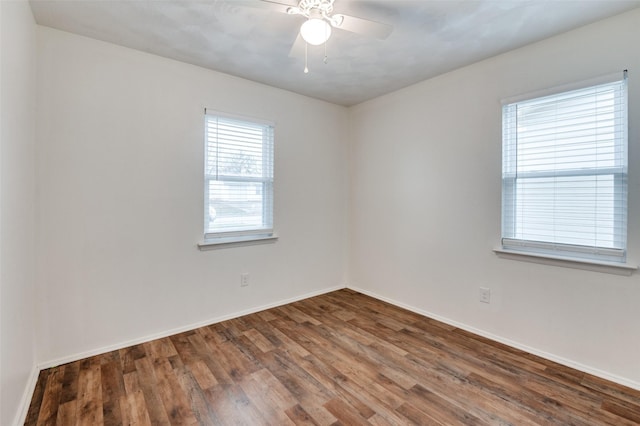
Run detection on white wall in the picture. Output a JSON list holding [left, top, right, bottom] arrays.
[[0, 1, 38, 424], [349, 8, 640, 388], [36, 27, 349, 364]]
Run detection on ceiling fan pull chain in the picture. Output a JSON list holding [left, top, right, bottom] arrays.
[[324, 29, 328, 64], [304, 42, 309, 74]]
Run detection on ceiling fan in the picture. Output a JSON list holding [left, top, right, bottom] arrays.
[[258, 0, 393, 72]]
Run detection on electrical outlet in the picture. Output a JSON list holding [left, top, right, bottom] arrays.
[[240, 273, 250, 287], [479, 287, 491, 304]]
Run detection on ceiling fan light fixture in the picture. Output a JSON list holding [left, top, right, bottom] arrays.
[[300, 17, 332, 45]]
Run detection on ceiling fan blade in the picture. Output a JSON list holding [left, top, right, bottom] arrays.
[[288, 33, 306, 58], [332, 14, 393, 39], [251, 0, 299, 14]]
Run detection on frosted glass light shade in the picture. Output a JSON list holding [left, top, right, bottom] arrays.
[[300, 18, 331, 45]]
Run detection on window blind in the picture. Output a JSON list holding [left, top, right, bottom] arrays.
[[204, 111, 274, 239], [501, 72, 628, 262]]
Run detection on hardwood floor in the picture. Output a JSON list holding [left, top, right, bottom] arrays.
[[25, 289, 640, 425]]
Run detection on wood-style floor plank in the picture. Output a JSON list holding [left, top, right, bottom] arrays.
[[24, 289, 640, 425], [35, 366, 63, 426]]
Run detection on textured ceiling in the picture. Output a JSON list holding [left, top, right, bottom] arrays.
[[29, 0, 640, 106]]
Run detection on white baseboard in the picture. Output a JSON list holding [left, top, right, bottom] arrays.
[[38, 284, 346, 370], [348, 285, 640, 392], [15, 364, 40, 426]]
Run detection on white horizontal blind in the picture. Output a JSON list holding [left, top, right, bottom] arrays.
[[204, 112, 274, 239], [502, 73, 628, 262]]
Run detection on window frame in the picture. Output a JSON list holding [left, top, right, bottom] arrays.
[[199, 109, 277, 248], [497, 72, 635, 272]]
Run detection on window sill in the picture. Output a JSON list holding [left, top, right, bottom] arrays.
[[493, 247, 637, 276], [198, 234, 278, 250]]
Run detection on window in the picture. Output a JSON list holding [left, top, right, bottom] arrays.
[[204, 110, 274, 242], [501, 72, 628, 263]]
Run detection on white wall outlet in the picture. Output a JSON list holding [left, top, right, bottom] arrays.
[[240, 272, 250, 287], [479, 287, 491, 304]]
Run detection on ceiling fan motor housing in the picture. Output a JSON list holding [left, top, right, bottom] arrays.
[[290, 0, 335, 19]]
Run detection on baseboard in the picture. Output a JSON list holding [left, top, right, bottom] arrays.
[[14, 364, 40, 426], [38, 284, 346, 370], [348, 285, 640, 392]]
